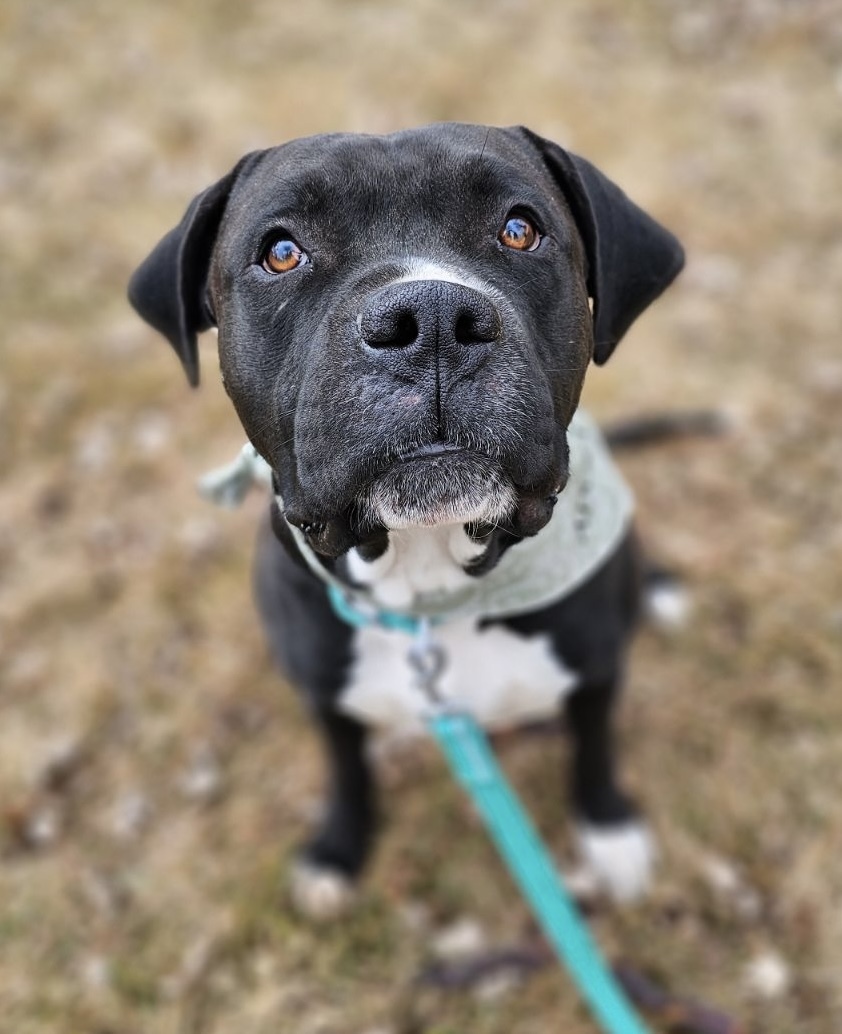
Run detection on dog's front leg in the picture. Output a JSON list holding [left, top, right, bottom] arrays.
[[290, 708, 376, 920], [565, 678, 656, 903], [309, 708, 376, 873]]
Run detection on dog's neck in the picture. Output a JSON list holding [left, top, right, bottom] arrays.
[[267, 410, 633, 621], [344, 525, 488, 610]]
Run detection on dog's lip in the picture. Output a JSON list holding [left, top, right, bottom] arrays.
[[396, 442, 465, 462]]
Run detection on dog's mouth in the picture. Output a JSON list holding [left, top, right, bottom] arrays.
[[397, 441, 464, 462], [361, 446, 516, 530]]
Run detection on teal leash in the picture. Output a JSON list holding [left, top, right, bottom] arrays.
[[428, 712, 650, 1034], [328, 588, 652, 1034]]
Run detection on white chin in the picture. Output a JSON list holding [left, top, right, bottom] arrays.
[[365, 460, 515, 530]]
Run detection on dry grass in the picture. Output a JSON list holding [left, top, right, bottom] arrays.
[[2, 0, 842, 1031]]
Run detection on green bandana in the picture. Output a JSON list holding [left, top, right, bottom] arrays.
[[198, 408, 633, 623]]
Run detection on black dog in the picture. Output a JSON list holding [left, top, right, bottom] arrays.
[[129, 123, 683, 918]]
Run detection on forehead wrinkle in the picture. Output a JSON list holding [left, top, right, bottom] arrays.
[[279, 138, 514, 212]]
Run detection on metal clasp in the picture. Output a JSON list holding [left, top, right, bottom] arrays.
[[406, 618, 447, 706]]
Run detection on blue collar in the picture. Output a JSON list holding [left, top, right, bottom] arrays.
[[326, 583, 438, 635]]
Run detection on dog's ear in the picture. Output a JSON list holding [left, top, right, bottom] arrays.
[[128, 153, 260, 386], [520, 128, 684, 364]]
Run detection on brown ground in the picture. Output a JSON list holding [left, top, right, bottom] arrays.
[[2, 1, 841, 1032]]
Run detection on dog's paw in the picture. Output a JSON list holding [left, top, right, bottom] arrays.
[[288, 857, 357, 922], [645, 578, 693, 631], [575, 820, 657, 904]]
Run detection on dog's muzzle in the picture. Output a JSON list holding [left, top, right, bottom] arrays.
[[354, 279, 513, 529]]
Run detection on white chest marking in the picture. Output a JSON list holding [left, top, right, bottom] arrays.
[[340, 617, 577, 733], [340, 524, 578, 732]]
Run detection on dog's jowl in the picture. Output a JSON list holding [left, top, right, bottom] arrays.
[[129, 123, 683, 918]]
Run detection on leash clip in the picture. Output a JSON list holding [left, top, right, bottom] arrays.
[[407, 618, 447, 706]]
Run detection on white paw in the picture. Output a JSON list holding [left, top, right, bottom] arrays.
[[288, 858, 357, 922], [575, 820, 657, 903], [645, 581, 692, 631]]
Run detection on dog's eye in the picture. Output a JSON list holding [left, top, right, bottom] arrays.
[[262, 238, 307, 274], [499, 215, 540, 252]]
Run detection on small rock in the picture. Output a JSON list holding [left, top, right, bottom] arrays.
[[132, 411, 171, 455], [109, 791, 151, 840], [474, 968, 522, 1002], [80, 954, 111, 990], [699, 852, 762, 921], [12, 802, 63, 849], [700, 854, 740, 895], [75, 423, 116, 473], [744, 951, 791, 1000], [430, 917, 486, 961], [733, 885, 763, 922], [179, 745, 223, 803]]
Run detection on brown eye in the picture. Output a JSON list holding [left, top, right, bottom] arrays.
[[499, 215, 540, 251], [262, 238, 307, 273]]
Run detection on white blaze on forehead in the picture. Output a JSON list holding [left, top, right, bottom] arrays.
[[396, 258, 501, 300]]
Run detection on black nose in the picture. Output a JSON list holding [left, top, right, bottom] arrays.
[[359, 280, 500, 350]]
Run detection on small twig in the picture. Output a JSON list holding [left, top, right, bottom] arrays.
[[418, 944, 747, 1034], [615, 962, 748, 1034], [418, 942, 551, 989]]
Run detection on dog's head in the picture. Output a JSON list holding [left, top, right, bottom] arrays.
[[129, 124, 683, 558]]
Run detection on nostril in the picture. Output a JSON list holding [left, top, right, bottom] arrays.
[[360, 307, 419, 348], [391, 312, 419, 348], [454, 308, 499, 346]]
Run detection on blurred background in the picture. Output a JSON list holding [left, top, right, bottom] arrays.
[[1, 1, 841, 1031]]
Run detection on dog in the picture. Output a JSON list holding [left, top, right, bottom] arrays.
[[129, 123, 684, 919]]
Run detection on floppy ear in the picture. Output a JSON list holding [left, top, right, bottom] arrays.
[[520, 128, 685, 364], [127, 153, 259, 386]]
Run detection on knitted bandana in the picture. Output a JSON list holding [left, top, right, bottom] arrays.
[[199, 408, 634, 625]]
